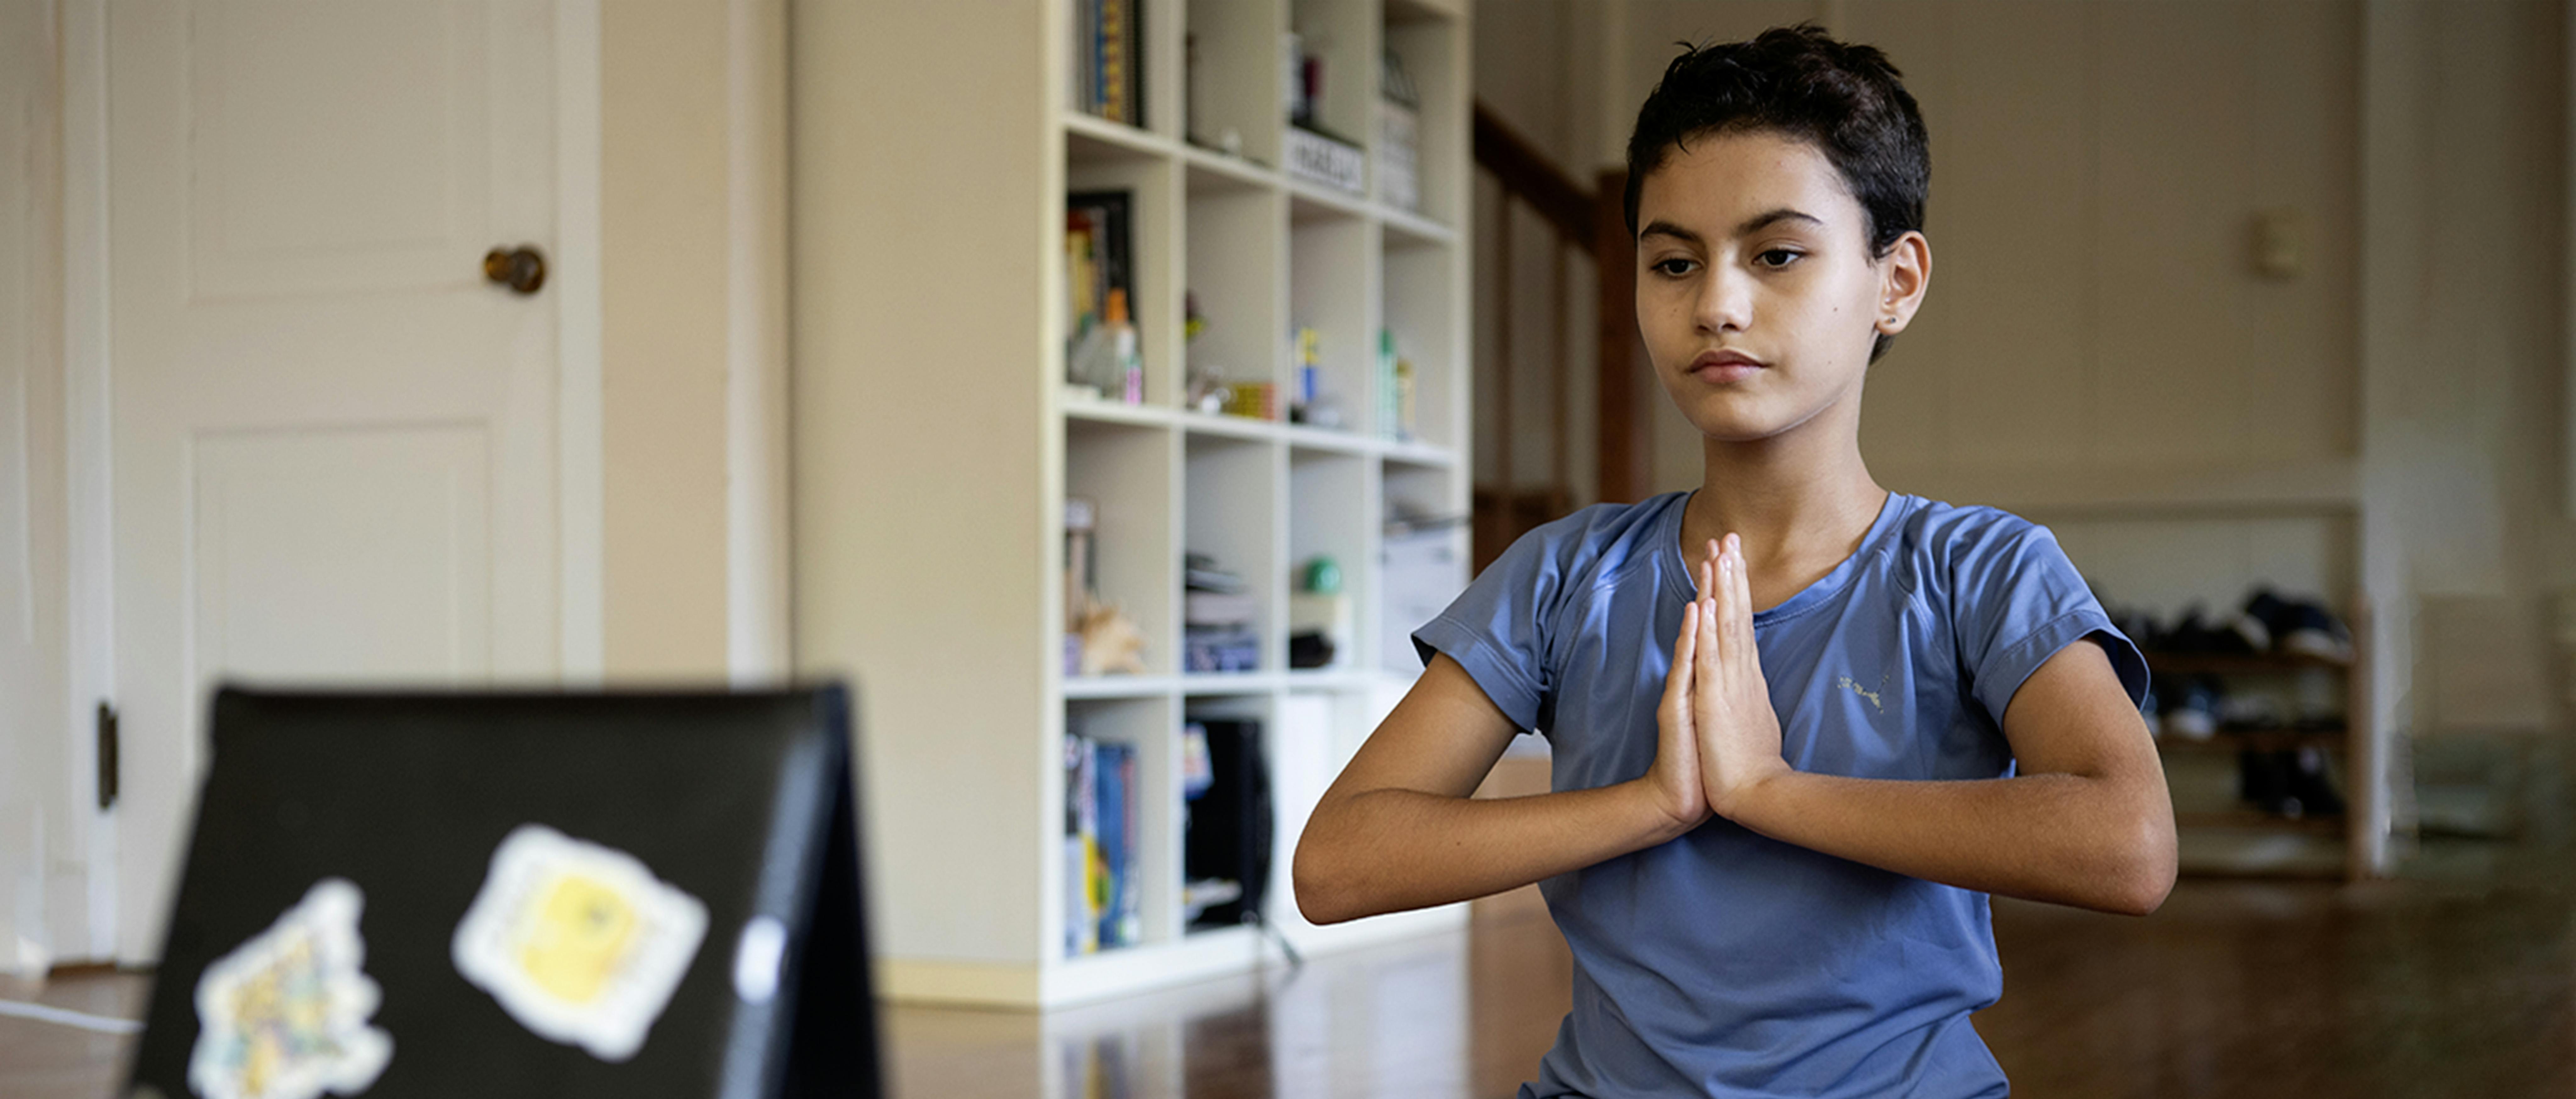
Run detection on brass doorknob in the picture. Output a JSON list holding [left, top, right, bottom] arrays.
[[483, 245, 547, 294]]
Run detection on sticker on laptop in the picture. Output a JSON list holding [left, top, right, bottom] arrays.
[[188, 877, 393, 1099], [450, 824, 708, 1062]]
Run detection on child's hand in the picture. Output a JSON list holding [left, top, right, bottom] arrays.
[[1641, 561, 1714, 836], [1692, 534, 1791, 820]]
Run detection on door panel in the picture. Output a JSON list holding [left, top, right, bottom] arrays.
[[111, 0, 559, 959], [187, 1, 494, 299], [192, 425, 493, 683]]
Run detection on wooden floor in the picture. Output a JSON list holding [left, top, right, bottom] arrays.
[[8, 823, 2570, 1097]]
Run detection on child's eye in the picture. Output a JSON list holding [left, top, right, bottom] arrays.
[[1651, 257, 1699, 277], [1755, 249, 1803, 268]]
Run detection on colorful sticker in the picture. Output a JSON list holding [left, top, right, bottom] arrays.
[[450, 824, 707, 1062], [187, 878, 393, 1099]]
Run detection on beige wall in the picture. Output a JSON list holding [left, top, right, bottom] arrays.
[[601, 0, 760, 680], [1474, 1, 1602, 507], [1, 0, 72, 968], [2360, 0, 2576, 736], [1592, 0, 2363, 493], [594, 0, 792, 684]]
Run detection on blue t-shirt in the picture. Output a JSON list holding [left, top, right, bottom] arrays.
[[1412, 490, 2146, 1099]]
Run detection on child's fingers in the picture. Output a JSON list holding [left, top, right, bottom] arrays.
[[1726, 534, 1756, 672], [1663, 599, 1698, 701], [1699, 556, 1724, 675], [1715, 539, 1742, 665]]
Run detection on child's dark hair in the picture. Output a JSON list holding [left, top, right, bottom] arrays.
[[1623, 26, 1930, 356]]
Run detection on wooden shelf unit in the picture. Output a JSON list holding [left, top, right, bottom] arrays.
[[2145, 631, 2374, 879], [794, 0, 1474, 1008]]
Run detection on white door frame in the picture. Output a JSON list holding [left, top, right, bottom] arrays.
[[58, 0, 607, 963]]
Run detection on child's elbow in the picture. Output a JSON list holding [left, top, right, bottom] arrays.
[[1291, 824, 1363, 926], [2106, 817, 2179, 916]]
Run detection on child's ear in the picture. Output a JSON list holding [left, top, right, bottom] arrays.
[[1873, 231, 1933, 336]]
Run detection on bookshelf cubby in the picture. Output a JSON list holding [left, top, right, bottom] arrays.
[[795, 0, 1473, 1007]]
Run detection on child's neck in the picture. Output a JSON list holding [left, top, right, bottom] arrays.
[[1680, 427, 1887, 614]]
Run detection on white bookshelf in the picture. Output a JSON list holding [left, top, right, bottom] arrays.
[[794, 0, 1474, 1008]]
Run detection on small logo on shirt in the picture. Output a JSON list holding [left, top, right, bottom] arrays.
[[1837, 674, 1887, 713]]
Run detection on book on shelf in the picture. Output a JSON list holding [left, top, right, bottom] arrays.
[[1183, 552, 1246, 594], [1066, 191, 1141, 402], [1379, 48, 1422, 212], [1064, 732, 1141, 956], [1184, 590, 1258, 628], [1184, 627, 1261, 673], [1071, 0, 1145, 125], [1284, 125, 1366, 194]]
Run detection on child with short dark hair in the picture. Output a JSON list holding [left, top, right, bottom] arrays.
[[1295, 25, 2176, 1099]]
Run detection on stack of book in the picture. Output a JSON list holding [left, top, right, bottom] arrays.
[[1071, 0, 1144, 125], [1064, 732, 1141, 956], [1183, 553, 1260, 673]]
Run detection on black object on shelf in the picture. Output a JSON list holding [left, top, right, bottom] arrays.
[[1183, 718, 1272, 930]]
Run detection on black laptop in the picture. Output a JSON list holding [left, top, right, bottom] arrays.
[[123, 686, 879, 1099]]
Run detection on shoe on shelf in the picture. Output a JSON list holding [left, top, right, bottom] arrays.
[[2239, 747, 2291, 813], [2164, 675, 2220, 741], [2101, 597, 2167, 654], [2217, 688, 2285, 731], [2244, 589, 2355, 664], [2166, 605, 2267, 655], [2238, 747, 2346, 819], [2284, 746, 2346, 817]]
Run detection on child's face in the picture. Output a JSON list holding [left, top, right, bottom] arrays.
[[1633, 129, 1926, 446]]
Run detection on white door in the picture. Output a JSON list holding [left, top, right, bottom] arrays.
[[106, 0, 564, 959]]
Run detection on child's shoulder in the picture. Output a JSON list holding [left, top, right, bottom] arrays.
[[1892, 495, 2050, 555], [1886, 495, 2084, 600], [1494, 492, 1689, 591]]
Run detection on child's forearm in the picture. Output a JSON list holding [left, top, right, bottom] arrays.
[[1294, 778, 1689, 925], [1729, 767, 2176, 915]]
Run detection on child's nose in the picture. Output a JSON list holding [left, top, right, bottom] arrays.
[[1694, 267, 1754, 334]]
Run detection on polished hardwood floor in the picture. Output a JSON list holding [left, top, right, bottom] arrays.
[[9, 784, 2570, 1098]]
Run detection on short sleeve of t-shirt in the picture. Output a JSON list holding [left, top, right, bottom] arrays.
[[1950, 519, 2150, 724], [1408, 517, 1571, 733]]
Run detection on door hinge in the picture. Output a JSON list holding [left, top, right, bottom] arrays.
[[96, 702, 119, 811]]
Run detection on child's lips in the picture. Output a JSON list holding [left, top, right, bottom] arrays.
[[1690, 351, 1767, 384]]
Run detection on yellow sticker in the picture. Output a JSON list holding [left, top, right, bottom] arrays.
[[451, 826, 706, 1062], [519, 873, 637, 1004]]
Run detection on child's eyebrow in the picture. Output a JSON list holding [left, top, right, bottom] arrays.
[[1637, 209, 1825, 246], [1637, 220, 1702, 246], [1737, 208, 1824, 235]]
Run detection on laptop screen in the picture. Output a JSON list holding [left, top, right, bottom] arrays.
[[123, 687, 878, 1099]]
